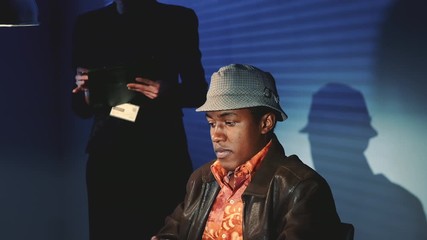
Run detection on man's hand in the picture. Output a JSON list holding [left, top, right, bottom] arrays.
[[72, 67, 89, 93], [127, 77, 163, 99]]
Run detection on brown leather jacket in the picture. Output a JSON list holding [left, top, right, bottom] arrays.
[[155, 135, 342, 240]]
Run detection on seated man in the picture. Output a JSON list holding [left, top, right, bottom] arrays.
[[152, 64, 342, 240]]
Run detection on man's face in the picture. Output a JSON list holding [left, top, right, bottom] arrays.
[[206, 109, 268, 171]]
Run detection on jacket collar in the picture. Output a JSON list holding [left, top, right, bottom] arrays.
[[244, 134, 287, 197], [200, 134, 288, 197]]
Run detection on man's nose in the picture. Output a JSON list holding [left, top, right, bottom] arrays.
[[211, 125, 225, 142]]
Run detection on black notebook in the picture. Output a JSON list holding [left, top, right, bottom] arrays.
[[87, 66, 137, 107]]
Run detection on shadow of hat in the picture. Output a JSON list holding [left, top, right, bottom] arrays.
[[300, 83, 377, 137]]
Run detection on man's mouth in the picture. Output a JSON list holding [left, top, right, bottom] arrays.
[[215, 147, 231, 159]]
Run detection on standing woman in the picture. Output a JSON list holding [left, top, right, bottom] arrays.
[[71, 1, 208, 239]]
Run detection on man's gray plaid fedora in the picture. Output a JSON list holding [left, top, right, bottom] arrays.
[[196, 64, 288, 121]]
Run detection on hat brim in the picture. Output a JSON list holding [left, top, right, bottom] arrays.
[[196, 94, 287, 121]]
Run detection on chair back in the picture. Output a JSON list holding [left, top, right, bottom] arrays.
[[340, 222, 355, 240]]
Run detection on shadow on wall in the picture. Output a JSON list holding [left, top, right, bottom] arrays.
[[300, 83, 427, 240]]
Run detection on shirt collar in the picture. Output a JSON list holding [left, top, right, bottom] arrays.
[[211, 140, 273, 188]]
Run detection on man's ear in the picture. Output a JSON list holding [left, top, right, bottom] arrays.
[[260, 112, 276, 134]]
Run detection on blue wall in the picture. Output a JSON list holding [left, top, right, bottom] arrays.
[[170, 0, 427, 239], [0, 0, 426, 239]]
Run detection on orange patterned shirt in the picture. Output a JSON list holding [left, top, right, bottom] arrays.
[[202, 140, 272, 240]]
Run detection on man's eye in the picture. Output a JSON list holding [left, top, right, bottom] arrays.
[[225, 121, 236, 126], [208, 122, 215, 128]]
